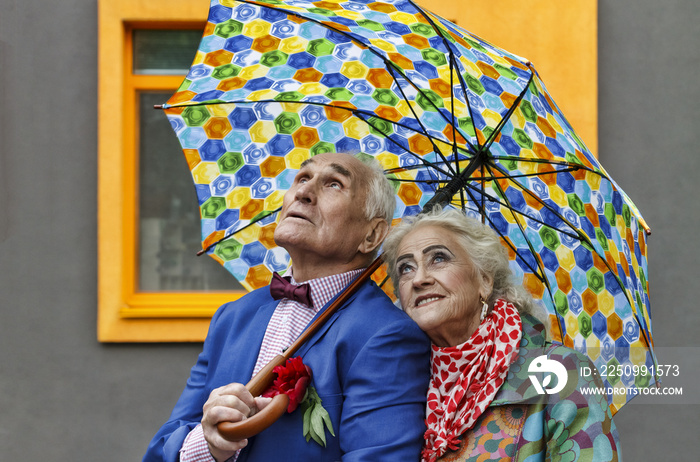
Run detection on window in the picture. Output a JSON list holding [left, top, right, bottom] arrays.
[[134, 43, 238, 294], [98, 0, 244, 341], [98, 0, 596, 342]]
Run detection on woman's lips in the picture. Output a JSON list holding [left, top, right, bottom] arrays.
[[414, 295, 444, 307]]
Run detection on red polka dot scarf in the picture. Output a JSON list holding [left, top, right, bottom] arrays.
[[422, 299, 522, 462]]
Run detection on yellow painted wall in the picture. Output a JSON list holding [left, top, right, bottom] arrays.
[[425, 0, 598, 155]]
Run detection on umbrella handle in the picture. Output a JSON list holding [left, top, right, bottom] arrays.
[[217, 353, 289, 441], [218, 393, 289, 441]]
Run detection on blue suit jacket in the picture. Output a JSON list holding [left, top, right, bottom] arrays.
[[144, 279, 431, 461]]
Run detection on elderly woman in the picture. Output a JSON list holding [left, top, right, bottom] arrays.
[[383, 208, 621, 462]]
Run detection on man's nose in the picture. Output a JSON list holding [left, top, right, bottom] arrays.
[[294, 178, 317, 203]]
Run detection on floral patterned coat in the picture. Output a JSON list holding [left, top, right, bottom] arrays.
[[436, 314, 621, 462]]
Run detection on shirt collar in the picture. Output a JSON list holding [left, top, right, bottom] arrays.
[[289, 268, 365, 312]]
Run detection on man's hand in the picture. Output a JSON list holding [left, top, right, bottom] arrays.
[[201, 383, 272, 462]]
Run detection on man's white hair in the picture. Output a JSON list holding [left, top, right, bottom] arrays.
[[354, 153, 396, 225]]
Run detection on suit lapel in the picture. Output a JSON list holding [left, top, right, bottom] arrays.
[[295, 280, 367, 358]]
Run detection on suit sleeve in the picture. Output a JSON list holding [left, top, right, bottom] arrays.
[[338, 317, 431, 461], [543, 350, 622, 462], [142, 308, 224, 462]]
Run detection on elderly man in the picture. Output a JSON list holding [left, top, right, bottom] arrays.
[[144, 152, 431, 462]]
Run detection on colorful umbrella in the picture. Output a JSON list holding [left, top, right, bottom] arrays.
[[160, 0, 654, 412]]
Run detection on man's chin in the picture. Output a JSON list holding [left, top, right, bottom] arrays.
[[273, 225, 309, 249]]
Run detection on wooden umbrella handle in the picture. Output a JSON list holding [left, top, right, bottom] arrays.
[[218, 393, 289, 441], [217, 353, 288, 441], [215, 258, 384, 441]]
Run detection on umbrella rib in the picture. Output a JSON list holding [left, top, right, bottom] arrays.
[[492, 155, 606, 176], [436, 160, 581, 239], [409, 0, 538, 158], [408, 0, 494, 217], [197, 208, 282, 256], [467, 172, 639, 319], [185, 96, 461, 178], [473, 166, 582, 182], [169, 98, 425, 137], [383, 165, 445, 196], [382, 163, 459, 184], [481, 162, 563, 341], [451, 39, 469, 211], [382, 64, 464, 172], [487, 160, 641, 325], [482, 163, 555, 291], [482, 72, 536, 154], [634, 312, 660, 383], [195, 95, 467, 179], [408, 3, 549, 221], [407, 0, 484, 153], [435, 17, 467, 189], [384, 162, 453, 180], [376, 273, 392, 292], [459, 180, 580, 241], [488, 161, 602, 243], [634, 312, 656, 361], [448, 37, 459, 174], [202, 99, 474, 187], [459, 181, 550, 291], [351, 101, 458, 175], [477, 172, 592, 247], [350, 108, 462, 179]]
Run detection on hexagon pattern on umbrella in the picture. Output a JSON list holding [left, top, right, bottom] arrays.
[[161, 0, 654, 412]]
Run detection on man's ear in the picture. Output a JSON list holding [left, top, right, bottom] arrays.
[[358, 218, 390, 255]]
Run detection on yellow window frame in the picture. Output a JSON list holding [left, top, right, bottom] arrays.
[[97, 0, 596, 342], [98, 0, 244, 342]]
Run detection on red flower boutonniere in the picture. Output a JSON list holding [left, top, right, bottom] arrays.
[[263, 356, 312, 413], [263, 356, 335, 446]]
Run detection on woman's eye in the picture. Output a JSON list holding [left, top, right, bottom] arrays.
[[432, 252, 449, 264], [398, 263, 414, 275], [298, 177, 308, 184]]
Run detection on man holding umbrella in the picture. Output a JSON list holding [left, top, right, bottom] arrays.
[[144, 152, 431, 461]]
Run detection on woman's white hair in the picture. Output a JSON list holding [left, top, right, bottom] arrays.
[[382, 206, 538, 316]]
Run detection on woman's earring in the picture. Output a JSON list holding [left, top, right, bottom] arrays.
[[479, 297, 489, 322]]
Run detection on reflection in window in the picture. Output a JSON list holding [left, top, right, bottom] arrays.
[[133, 29, 203, 74], [137, 90, 241, 292]]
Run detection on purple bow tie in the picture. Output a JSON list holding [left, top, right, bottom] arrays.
[[270, 272, 313, 307]]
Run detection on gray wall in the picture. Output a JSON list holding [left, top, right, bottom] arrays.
[[1, 0, 697, 459], [598, 0, 700, 457]]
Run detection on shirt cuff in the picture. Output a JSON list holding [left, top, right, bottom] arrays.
[[179, 424, 216, 462]]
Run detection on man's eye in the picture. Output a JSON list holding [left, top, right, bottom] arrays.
[[298, 177, 308, 184], [329, 181, 341, 189]]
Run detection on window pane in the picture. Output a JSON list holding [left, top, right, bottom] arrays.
[[133, 29, 201, 74], [138, 92, 242, 291]]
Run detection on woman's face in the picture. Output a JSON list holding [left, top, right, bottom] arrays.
[[395, 225, 489, 347]]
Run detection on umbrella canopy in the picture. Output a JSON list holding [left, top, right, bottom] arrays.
[[161, 0, 654, 412]]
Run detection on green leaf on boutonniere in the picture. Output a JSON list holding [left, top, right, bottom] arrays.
[[300, 385, 335, 447]]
